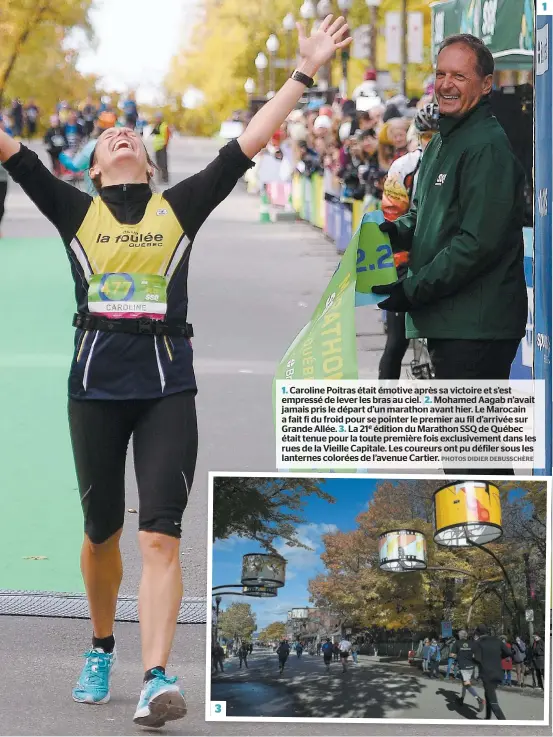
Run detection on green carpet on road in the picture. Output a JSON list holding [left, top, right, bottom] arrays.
[[0, 237, 84, 593]]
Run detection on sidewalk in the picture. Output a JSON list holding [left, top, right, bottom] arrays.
[[355, 654, 545, 699]]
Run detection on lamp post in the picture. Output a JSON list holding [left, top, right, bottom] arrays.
[[266, 34, 280, 97], [315, 0, 333, 91], [282, 13, 296, 75], [299, 0, 316, 22], [255, 52, 268, 97], [215, 594, 222, 643], [365, 0, 381, 73], [400, 0, 407, 96], [338, 0, 353, 98], [244, 77, 255, 110]]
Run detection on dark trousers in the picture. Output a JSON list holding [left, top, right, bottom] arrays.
[[379, 311, 409, 379], [428, 659, 440, 678], [48, 151, 62, 176], [0, 181, 7, 227], [155, 146, 169, 183], [427, 338, 520, 476], [482, 679, 506, 720]]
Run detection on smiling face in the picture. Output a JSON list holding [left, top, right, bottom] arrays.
[[387, 119, 409, 150], [435, 43, 493, 117], [91, 127, 151, 184]]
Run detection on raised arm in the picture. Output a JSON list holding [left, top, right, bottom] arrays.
[[1, 130, 91, 240], [237, 15, 352, 160]]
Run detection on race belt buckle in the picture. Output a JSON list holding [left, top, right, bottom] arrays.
[[137, 317, 155, 335]]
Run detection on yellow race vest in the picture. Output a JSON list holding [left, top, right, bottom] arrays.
[[73, 193, 188, 320]]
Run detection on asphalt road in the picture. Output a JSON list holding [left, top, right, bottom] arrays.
[[212, 651, 545, 721], [0, 136, 549, 736]]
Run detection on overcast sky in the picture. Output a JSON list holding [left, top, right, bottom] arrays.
[[74, 0, 199, 104]]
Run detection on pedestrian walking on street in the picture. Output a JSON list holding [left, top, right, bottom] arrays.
[[316, 642, 321, 657], [452, 630, 485, 713], [375, 34, 527, 476], [339, 637, 352, 672], [43, 115, 68, 177], [0, 15, 352, 730], [24, 98, 39, 141], [500, 635, 513, 686], [333, 642, 340, 661], [322, 638, 333, 673], [471, 624, 511, 719], [444, 636, 458, 679], [212, 643, 225, 673], [277, 641, 290, 674], [428, 639, 441, 679], [0, 117, 8, 238], [295, 642, 304, 658], [351, 641, 359, 664], [511, 635, 527, 687], [421, 638, 431, 674], [531, 634, 545, 690], [238, 643, 249, 669], [11, 99, 23, 138]]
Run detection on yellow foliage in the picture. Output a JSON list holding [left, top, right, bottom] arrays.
[[165, 0, 436, 135], [309, 479, 539, 633], [0, 0, 95, 115]]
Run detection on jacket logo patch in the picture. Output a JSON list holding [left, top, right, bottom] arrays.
[[157, 209, 168, 215], [435, 174, 447, 186]]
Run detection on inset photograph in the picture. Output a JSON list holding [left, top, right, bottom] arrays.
[[207, 474, 550, 723]]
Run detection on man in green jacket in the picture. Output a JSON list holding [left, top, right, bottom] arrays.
[[374, 34, 527, 474]]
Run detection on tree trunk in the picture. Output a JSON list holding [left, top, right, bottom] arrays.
[[0, 2, 51, 108]]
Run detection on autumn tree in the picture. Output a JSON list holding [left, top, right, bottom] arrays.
[[0, 0, 94, 107], [258, 621, 287, 643], [218, 602, 256, 644], [308, 480, 546, 637], [164, 0, 435, 135], [213, 476, 334, 552]]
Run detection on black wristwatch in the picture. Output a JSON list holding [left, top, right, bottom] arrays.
[[291, 70, 315, 88]]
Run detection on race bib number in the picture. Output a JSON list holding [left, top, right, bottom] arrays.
[[51, 135, 65, 147], [88, 273, 167, 320]]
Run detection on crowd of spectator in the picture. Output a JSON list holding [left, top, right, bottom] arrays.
[[263, 71, 437, 214]]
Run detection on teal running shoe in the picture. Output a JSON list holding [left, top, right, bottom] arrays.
[[133, 670, 187, 727], [72, 648, 117, 704]]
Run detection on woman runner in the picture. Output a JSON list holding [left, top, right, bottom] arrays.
[[0, 17, 351, 729]]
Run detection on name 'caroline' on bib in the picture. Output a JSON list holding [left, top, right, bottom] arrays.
[[88, 272, 167, 319], [73, 193, 188, 321]]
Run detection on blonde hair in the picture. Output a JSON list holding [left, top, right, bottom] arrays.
[[406, 122, 420, 148]]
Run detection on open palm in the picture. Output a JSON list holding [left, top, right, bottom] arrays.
[[298, 15, 352, 69]]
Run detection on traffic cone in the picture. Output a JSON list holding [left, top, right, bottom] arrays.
[[259, 188, 271, 223]]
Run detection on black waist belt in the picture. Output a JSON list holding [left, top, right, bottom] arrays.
[[73, 313, 194, 338]]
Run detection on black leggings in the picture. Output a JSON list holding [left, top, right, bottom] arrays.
[[379, 311, 409, 379], [69, 391, 198, 543], [482, 680, 506, 720], [0, 181, 7, 226]]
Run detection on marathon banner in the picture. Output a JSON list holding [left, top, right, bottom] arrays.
[[274, 211, 397, 383]]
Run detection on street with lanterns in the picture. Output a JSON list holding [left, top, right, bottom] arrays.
[[211, 476, 549, 720]]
